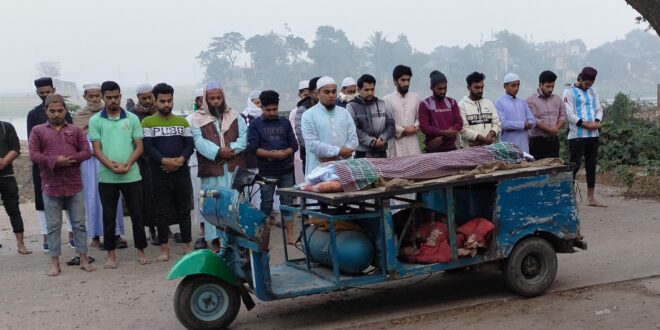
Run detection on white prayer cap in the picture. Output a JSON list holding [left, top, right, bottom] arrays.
[[82, 83, 101, 91], [195, 88, 204, 97], [135, 83, 153, 94], [206, 80, 222, 90], [503, 73, 520, 84], [341, 77, 356, 88], [298, 80, 309, 90], [316, 76, 336, 90]]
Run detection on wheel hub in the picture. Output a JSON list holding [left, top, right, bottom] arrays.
[[521, 254, 542, 279], [190, 283, 229, 321]]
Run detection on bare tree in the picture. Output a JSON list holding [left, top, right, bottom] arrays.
[[35, 61, 61, 78], [626, 0, 660, 36]]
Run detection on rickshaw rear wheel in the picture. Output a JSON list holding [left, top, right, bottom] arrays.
[[503, 237, 557, 297], [174, 274, 241, 330]]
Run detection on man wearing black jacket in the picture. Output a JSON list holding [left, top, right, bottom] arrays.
[[294, 77, 320, 174]]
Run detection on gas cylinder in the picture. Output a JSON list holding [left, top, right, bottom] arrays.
[[304, 226, 374, 274]]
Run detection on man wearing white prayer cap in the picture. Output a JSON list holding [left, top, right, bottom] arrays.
[[193, 88, 204, 111], [289, 80, 310, 184], [301, 76, 358, 174], [132, 83, 156, 120], [337, 76, 357, 107], [187, 87, 206, 243], [189, 80, 248, 246], [298, 80, 310, 97], [494, 72, 536, 152], [289, 80, 310, 133], [130, 82, 159, 245]]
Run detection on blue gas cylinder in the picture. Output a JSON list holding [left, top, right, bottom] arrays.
[[304, 226, 374, 274]]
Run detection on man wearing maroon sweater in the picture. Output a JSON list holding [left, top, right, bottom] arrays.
[[419, 71, 463, 153]]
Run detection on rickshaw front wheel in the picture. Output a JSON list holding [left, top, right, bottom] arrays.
[[503, 237, 557, 297], [174, 274, 241, 330]]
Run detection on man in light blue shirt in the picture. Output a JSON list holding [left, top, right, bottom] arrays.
[[495, 73, 536, 153], [301, 76, 358, 176]]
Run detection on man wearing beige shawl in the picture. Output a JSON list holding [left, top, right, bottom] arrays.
[[189, 81, 247, 246]]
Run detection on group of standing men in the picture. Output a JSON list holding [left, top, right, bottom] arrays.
[[0, 64, 605, 275], [289, 65, 605, 207]]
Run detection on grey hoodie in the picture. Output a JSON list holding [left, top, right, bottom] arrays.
[[346, 96, 395, 153]]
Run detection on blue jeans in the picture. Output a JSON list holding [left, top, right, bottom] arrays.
[[43, 191, 87, 257], [259, 172, 294, 222]]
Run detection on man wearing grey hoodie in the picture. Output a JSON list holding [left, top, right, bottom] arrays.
[[346, 74, 395, 158]]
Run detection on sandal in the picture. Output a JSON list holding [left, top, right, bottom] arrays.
[[65, 256, 96, 266], [268, 216, 281, 227]]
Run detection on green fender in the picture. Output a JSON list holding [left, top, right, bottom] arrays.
[[166, 249, 238, 286]]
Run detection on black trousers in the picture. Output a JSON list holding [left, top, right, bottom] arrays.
[[31, 164, 44, 211], [99, 181, 148, 250], [529, 136, 560, 160], [152, 171, 193, 244], [0, 176, 24, 233], [136, 158, 157, 229], [300, 148, 306, 175], [569, 137, 599, 188]]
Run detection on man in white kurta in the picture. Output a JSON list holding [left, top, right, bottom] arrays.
[[384, 65, 422, 157], [301, 76, 358, 176]]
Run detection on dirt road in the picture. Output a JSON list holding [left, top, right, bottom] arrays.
[[0, 183, 658, 329]]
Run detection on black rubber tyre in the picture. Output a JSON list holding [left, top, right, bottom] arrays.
[[173, 275, 241, 330], [503, 237, 557, 297]]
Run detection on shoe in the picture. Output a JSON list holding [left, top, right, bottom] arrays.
[[68, 240, 75, 248], [194, 238, 208, 250], [42, 243, 48, 252]]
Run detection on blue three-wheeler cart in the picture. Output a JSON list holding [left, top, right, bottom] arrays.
[[167, 164, 586, 329]]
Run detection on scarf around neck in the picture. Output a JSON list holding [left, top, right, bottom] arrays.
[[132, 102, 157, 116], [73, 102, 104, 132], [190, 86, 240, 148], [339, 92, 357, 103]]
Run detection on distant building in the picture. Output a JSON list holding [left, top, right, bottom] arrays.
[[53, 79, 81, 102]]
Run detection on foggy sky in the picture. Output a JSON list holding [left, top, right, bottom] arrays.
[[0, 0, 643, 93]]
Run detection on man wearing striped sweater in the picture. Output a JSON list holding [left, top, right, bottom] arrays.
[[563, 66, 605, 207]]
